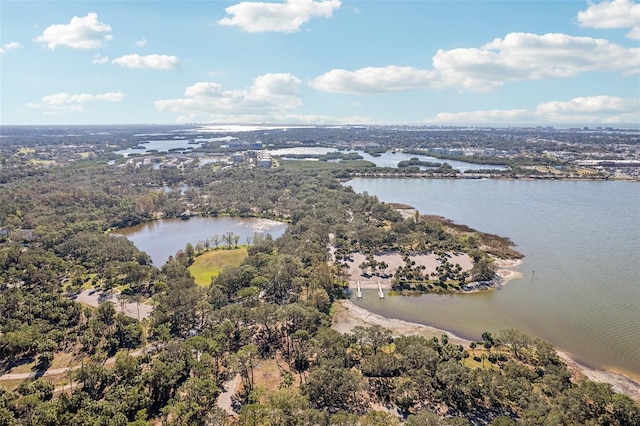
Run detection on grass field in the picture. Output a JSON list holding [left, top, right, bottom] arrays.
[[189, 247, 248, 286]]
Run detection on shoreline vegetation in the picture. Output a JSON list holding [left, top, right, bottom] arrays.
[[276, 146, 638, 181], [338, 202, 523, 295], [331, 299, 640, 402], [330, 203, 640, 402]]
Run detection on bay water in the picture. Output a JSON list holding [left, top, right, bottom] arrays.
[[346, 178, 640, 380]]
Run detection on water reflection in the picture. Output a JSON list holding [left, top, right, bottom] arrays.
[[268, 147, 507, 172], [115, 216, 287, 266]]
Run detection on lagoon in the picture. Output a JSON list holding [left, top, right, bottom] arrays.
[[114, 139, 202, 157], [268, 147, 507, 172], [115, 216, 288, 267], [346, 178, 640, 380]]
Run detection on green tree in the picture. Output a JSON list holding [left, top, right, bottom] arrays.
[[231, 344, 260, 398], [162, 377, 219, 426], [267, 387, 310, 426], [184, 242, 196, 265], [352, 325, 392, 356], [303, 366, 367, 414], [497, 329, 531, 360]]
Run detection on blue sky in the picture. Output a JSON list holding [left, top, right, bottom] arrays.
[[1, 0, 639, 126]]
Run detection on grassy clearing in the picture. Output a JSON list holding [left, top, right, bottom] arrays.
[[49, 352, 77, 370], [7, 361, 36, 374], [0, 379, 27, 391], [462, 349, 501, 370], [253, 358, 286, 393], [29, 159, 56, 166], [189, 247, 248, 286]]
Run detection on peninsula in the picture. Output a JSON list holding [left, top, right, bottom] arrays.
[[1, 124, 638, 424]]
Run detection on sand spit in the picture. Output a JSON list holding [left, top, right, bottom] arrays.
[[332, 299, 471, 347]]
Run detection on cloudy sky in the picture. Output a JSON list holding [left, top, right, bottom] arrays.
[[1, 0, 639, 126]]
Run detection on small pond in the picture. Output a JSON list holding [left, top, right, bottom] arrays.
[[114, 216, 288, 266]]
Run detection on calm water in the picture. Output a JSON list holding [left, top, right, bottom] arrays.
[[115, 217, 287, 266], [347, 178, 640, 379], [114, 139, 202, 157], [268, 147, 507, 172], [356, 151, 508, 172]]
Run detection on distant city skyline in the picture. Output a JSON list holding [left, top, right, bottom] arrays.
[[1, 0, 639, 126]]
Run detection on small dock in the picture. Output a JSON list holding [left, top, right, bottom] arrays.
[[378, 281, 384, 299], [356, 281, 362, 299]]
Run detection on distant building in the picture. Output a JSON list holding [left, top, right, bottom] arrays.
[[577, 160, 640, 167], [256, 151, 272, 168], [229, 140, 263, 150]]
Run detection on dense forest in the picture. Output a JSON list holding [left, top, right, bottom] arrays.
[[1, 158, 639, 425]]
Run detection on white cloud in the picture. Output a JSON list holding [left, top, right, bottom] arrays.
[[34, 13, 112, 49], [426, 96, 640, 124], [155, 73, 302, 122], [0, 42, 22, 54], [433, 32, 640, 91], [309, 66, 437, 94], [112, 54, 180, 70], [135, 37, 147, 47], [311, 32, 640, 94], [577, 0, 640, 39], [535, 96, 640, 123], [39, 92, 125, 105], [219, 0, 341, 33], [26, 91, 125, 113], [184, 82, 224, 98], [92, 54, 109, 64]]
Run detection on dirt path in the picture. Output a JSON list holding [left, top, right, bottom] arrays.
[[0, 291, 153, 382], [217, 373, 241, 416], [0, 347, 149, 382]]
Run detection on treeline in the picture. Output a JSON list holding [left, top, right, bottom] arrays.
[[3, 236, 639, 425], [1, 161, 639, 424]]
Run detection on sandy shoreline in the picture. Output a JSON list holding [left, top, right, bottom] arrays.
[[332, 299, 471, 347], [493, 258, 524, 286], [331, 299, 640, 402]]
